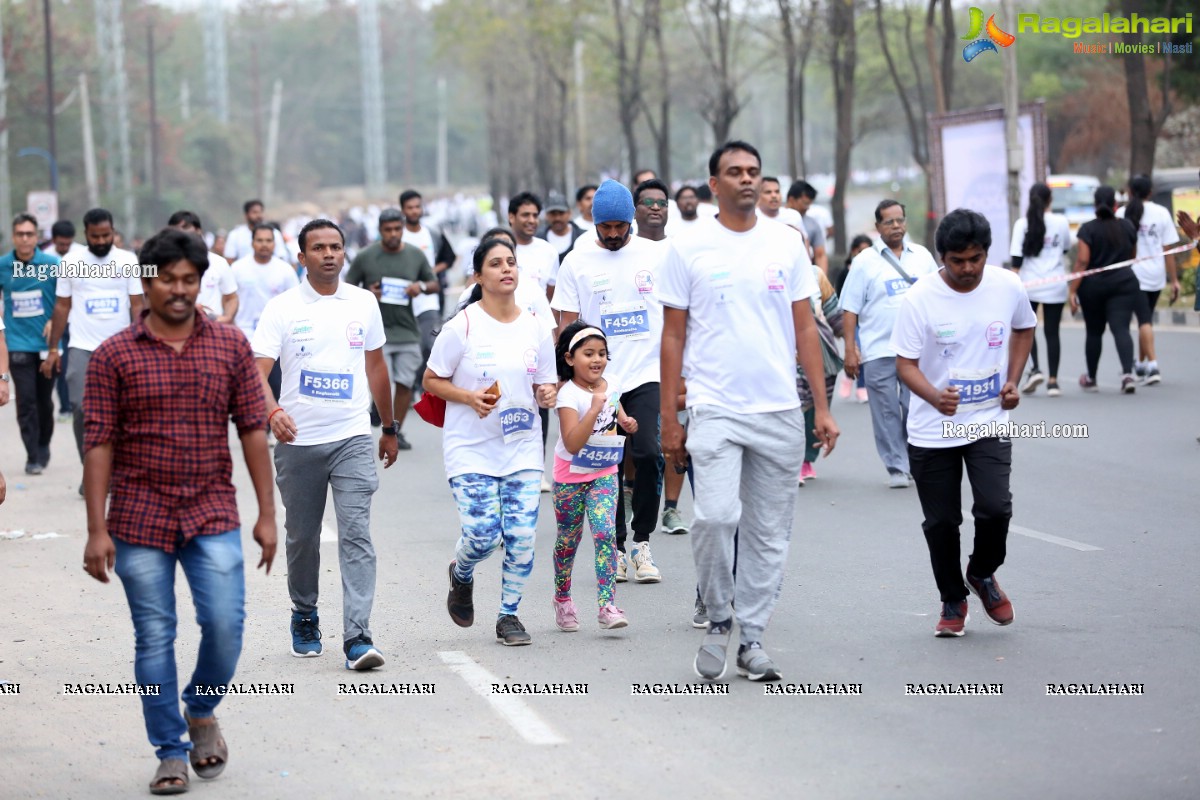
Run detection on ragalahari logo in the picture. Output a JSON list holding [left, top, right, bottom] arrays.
[[962, 7, 1016, 61]]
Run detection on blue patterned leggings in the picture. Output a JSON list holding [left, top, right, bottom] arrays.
[[448, 470, 542, 618]]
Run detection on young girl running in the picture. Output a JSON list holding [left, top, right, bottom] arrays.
[[552, 321, 638, 631]]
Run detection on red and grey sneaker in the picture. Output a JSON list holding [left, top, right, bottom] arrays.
[[966, 573, 1014, 625], [934, 600, 969, 637]]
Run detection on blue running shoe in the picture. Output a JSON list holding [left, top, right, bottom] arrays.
[[344, 637, 385, 671], [290, 611, 322, 658]]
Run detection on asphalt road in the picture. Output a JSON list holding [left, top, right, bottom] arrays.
[[1, 323, 1196, 799]]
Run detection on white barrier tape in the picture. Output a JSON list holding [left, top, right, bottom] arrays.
[[1020, 239, 1198, 289]]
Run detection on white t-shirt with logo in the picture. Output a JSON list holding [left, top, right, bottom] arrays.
[[197, 252, 238, 317], [427, 307, 557, 480], [1009, 212, 1071, 303], [251, 279, 386, 446], [841, 241, 939, 362], [657, 218, 817, 414], [517, 238, 561, 289], [403, 225, 442, 316], [231, 256, 299, 340], [54, 247, 144, 352], [553, 375, 623, 484], [551, 235, 666, 392], [889, 266, 1037, 449], [1117, 201, 1181, 291]]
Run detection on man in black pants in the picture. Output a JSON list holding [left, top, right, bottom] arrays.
[[891, 209, 1035, 637], [553, 180, 667, 583]]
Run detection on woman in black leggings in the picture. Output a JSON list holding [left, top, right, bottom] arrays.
[[1010, 182, 1071, 396], [1069, 186, 1140, 394]]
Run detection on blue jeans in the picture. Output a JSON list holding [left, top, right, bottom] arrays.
[[113, 529, 246, 762], [449, 470, 541, 617]]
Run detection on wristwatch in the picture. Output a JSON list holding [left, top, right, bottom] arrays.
[[381, 422, 399, 436], [0, 373, 9, 383]]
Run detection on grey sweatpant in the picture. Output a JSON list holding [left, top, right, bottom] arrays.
[[65, 347, 92, 462], [687, 404, 805, 646], [863, 356, 911, 475], [274, 434, 380, 644]]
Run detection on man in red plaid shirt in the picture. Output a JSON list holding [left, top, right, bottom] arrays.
[[81, 227, 277, 795]]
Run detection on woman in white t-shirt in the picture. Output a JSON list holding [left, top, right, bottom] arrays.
[[423, 237, 558, 646], [551, 321, 638, 633], [1010, 182, 1071, 396]]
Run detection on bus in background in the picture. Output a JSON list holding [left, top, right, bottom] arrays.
[[1047, 174, 1101, 233]]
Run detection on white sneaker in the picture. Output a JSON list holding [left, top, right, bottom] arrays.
[[616, 552, 628, 582], [630, 542, 662, 583], [540, 478, 552, 493]]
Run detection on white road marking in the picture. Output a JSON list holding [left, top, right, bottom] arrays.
[[1011, 524, 1103, 552], [438, 650, 566, 745]]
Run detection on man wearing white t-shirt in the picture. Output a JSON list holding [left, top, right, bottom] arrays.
[[223, 199, 290, 264], [660, 141, 837, 682], [553, 179, 667, 584], [252, 219, 399, 671], [786, 180, 829, 273], [169, 210, 238, 324], [232, 225, 299, 404], [842, 199, 939, 488], [43, 208, 144, 477], [890, 208, 1035, 638], [667, 185, 709, 238], [1116, 175, 1181, 384], [400, 189, 456, 391], [509, 192, 561, 299], [537, 191, 586, 267]]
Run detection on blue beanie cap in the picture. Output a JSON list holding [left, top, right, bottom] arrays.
[[591, 179, 635, 225]]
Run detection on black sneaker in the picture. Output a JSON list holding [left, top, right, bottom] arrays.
[[447, 562, 474, 627], [37, 446, 50, 468], [396, 432, 412, 451], [24, 462, 43, 476], [496, 614, 531, 646], [1144, 368, 1161, 385]]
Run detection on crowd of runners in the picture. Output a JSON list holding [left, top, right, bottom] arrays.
[[0, 143, 1196, 795]]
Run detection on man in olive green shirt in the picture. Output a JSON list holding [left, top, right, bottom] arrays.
[[345, 208, 438, 449]]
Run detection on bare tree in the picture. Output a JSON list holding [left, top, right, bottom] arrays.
[[774, 0, 819, 178], [685, 0, 744, 144], [1122, 0, 1174, 176], [638, 0, 671, 183], [923, 0, 954, 113], [828, 0, 855, 253], [595, 0, 652, 179], [874, 0, 934, 247]]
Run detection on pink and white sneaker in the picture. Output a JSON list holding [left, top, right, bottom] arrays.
[[855, 387, 869, 404], [800, 462, 817, 481], [597, 604, 628, 630], [553, 597, 579, 632]]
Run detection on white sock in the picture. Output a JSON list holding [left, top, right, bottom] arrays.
[[1148, 360, 1158, 370]]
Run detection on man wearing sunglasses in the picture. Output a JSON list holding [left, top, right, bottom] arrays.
[[634, 179, 670, 243]]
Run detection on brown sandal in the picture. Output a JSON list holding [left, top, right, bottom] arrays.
[[185, 714, 228, 779], [149, 758, 189, 795]]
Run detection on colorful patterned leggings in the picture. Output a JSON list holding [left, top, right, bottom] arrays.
[[552, 474, 619, 607], [448, 470, 542, 618]]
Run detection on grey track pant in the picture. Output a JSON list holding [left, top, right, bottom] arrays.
[[687, 404, 805, 646], [863, 356, 910, 475], [274, 434, 380, 644]]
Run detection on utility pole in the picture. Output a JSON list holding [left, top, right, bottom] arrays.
[[147, 17, 161, 204], [43, 0, 57, 190], [436, 76, 447, 189], [202, 0, 228, 123], [358, 0, 386, 192], [251, 46, 263, 198], [79, 74, 99, 207], [264, 80, 282, 204], [0, 1, 11, 229], [1002, 0, 1022, 254], [573, 38, 586, 185]]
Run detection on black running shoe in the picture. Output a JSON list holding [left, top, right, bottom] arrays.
[[496, 614, 531, 646], [447, 562, 474, 627]]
